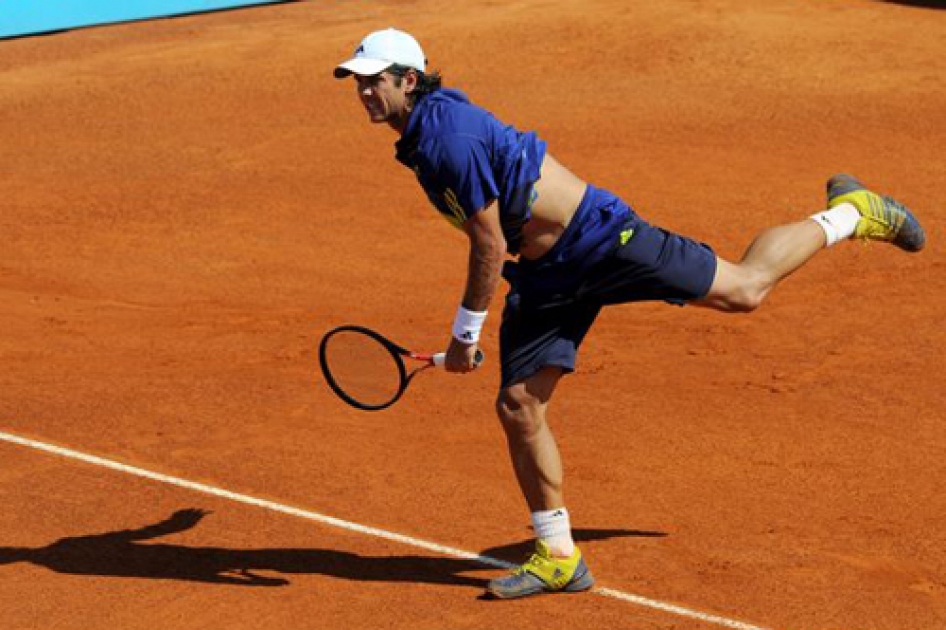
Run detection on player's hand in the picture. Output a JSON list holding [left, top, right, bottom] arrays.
[[445, 337, 480, 373], [168, 508, 210, 528]]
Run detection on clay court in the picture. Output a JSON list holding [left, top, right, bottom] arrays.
[[1, 1, 944, 628]]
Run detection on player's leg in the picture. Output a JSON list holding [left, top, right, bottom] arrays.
[[695, 174, 926, 313], [695, 218, 826, 312], [488, 367, 595, 599], [486, 276, 599, 599], [495, 366, 567, 515]]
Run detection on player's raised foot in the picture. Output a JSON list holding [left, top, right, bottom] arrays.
[[485, 540, 594, 600], [827, 174, 926, 252]]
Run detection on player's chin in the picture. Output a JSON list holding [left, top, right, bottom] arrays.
[[364, 107, 388, 124]]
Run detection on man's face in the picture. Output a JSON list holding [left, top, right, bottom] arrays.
[[353, 71, 411, 127]]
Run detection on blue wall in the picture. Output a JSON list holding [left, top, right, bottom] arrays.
[[1, 0, 290, 39]]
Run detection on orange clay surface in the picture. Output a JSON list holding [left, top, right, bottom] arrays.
[[1, 1, 944, 629]]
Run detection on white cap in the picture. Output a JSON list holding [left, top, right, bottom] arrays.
[[334, 28, 426, 79]]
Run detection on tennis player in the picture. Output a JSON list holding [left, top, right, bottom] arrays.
[[334, 28, 925, 599]]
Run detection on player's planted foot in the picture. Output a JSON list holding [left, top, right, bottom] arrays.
[[486, 540, 594, 599], [827, 174, 926, 252]]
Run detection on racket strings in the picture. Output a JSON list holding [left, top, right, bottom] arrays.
[[321, 330, 404, 408]]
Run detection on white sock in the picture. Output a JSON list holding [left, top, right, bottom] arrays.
[[810, 202, 861, 247], [531, 508, 575, 557]]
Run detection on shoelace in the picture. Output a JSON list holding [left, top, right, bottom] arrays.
[[858, 195, 905, 240]]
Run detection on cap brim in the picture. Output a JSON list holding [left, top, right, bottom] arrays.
[[333, 57, 393, 79]]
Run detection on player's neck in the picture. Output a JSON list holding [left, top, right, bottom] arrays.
[[388, 106, 413, 135]]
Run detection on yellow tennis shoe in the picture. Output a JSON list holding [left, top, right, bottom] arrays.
[[827, 173, 926, 252], [486, 540, 595, 599]]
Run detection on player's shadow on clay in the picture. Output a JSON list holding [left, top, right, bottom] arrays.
[[0, 509, 663, 589]]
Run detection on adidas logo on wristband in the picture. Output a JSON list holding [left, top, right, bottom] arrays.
[[452, 306, 488, 344]]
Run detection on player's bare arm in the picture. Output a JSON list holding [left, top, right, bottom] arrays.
[[444, 201, 505, 373]]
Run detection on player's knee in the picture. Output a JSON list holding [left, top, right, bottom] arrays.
[[496, 387, 544, 440], [706, 264, 770, 313], [729, 289, 765, 313], [700, 287, 764, 313]]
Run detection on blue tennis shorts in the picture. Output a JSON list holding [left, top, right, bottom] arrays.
[[499, 184, 717, 388]]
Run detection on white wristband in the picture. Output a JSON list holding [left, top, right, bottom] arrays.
[[452, 306, 488, 344]]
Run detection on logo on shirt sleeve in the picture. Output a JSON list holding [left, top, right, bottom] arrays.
[[440, 188, 467, 229]]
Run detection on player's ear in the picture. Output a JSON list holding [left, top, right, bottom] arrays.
[[404, 68, 420, 94]]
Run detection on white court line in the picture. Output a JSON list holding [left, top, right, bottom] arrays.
[[0, 430, 772, 630]]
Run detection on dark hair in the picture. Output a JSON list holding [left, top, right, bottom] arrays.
[[387, 63, 442, 104]]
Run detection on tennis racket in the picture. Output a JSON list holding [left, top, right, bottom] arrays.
[[319, 325, 484, 411]]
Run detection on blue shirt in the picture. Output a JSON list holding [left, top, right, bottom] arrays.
[[395, 89, 547, 255]]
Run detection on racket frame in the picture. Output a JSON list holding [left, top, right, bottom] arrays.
[[318, 325, 438, 411]]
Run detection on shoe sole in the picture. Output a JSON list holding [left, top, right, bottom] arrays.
[[485, 567, 595, 600]]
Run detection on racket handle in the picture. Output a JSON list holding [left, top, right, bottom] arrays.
[[431, 349, 485, 368]]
